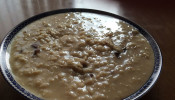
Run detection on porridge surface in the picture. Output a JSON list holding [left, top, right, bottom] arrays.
[[9, 13, 154, 100]]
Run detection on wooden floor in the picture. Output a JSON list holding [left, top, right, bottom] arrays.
[[0, 0, 175, 100]]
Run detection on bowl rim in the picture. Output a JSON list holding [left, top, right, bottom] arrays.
[[0, 8, 162, 100]]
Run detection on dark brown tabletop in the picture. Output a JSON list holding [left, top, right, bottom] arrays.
[[0, 0, 175, 100]]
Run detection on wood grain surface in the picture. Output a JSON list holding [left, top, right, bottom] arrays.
[[0, 0, 175, 100]]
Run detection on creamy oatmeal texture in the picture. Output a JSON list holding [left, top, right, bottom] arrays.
[[9, 12, 154, 100]]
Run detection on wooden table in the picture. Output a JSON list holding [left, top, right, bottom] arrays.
[[0, 0, 175, 100]]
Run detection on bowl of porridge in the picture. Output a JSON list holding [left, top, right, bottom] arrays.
[[0, 9, 162, 100]]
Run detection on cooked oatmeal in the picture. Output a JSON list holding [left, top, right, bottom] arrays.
[[9, 12, 154, 100]]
